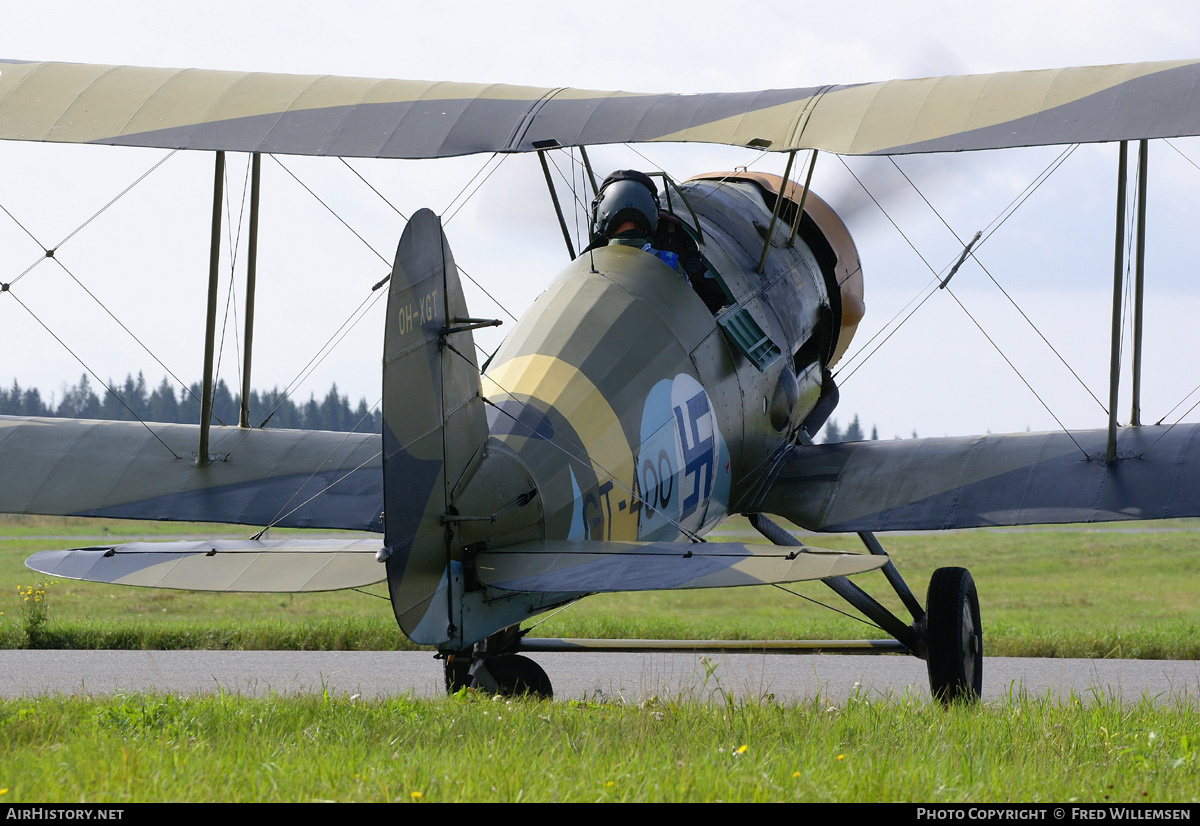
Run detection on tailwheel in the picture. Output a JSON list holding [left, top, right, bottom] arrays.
[[924, 566, 982, 704], [480, 654, 553, 699], [443, 651, 472, 694]]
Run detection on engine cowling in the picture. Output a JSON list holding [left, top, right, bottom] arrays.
[[684, 171, 864, 369]]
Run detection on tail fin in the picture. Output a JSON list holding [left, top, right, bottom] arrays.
[[382, 209, 488, 644]]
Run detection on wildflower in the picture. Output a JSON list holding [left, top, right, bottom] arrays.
[[734, 744, 748, 755], [0, 789, 7, 796], [791, 772, 800, 779], [605, 781, 615, 788], [836, 754, 846, 761], [410, 791, 423, 801]]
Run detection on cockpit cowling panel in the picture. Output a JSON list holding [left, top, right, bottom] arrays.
[[683, 171, 864, 369]]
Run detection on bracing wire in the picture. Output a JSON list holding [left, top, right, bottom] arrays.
[[255, 286, 388, 428], [880, 150, 1107, 414], [340, 158, 410, 221], [836, 146, 1079, 381], [339, 157, 516, 341], [5, 290, 182, 459], [442, 153, 505, 223], [253, 396, 386, 537], [222, 156, 254, 390], [208, 156, 254, 427], [831, 154, 1089, 457], [770, 582, 884, 632], [1133, 139, 1200, 455], [3, 150, 181, 290], [270, 155, 393, 267], [0, 149, 203, 410], [1142, 138, 1200, 430], [23, 256, 206, 409], [545, 148, 590, 217], [942, 284, 1088, 457], [832, 156, 948, 383], [249, 152, 522, 432]]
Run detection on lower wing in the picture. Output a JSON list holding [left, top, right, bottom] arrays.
[[0, 415, 383, 531], [755, 424, 1200, 531]]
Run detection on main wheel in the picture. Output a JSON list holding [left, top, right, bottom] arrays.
[[485, 654, 553, 699], [925, 566, 982, 704]]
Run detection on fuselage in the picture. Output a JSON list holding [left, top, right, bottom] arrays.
[[469, 177, 839, 542], [424, 175, 853, 648]]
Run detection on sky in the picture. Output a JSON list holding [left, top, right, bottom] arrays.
[[4, 0, 1200, 439]]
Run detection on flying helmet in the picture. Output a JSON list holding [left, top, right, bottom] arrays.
[[591, 170, 661, 238]]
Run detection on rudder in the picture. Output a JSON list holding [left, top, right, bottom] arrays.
[[381, 208, 488, 645]]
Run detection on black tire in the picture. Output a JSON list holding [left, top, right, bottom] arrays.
[[486, 654, 553, 699], [925, 566, 982, 704]]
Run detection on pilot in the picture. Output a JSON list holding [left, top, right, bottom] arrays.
[[588, 169, 726, 312], [588, 169, 667, 247], [587, 170, 680, 270]]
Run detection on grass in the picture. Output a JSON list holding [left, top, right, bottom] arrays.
[[3, 515, 1200, 804], [3, 515, 1200, 657], [537, 522, 1200, 659], [0, 689, 1197, 802]]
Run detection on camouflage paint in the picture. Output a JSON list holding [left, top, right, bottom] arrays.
[[5, 59, 1200, 158]]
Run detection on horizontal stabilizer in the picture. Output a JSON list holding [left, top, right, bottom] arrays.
[[475, 540, 885, 593], [26, 538, 385, 592], [757, 424, 1200, 531]]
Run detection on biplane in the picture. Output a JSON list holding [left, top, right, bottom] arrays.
[[3, 58, 1200, 702]]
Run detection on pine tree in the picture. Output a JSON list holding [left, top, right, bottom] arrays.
[[100, 377, 126, 421], [9, 375, 418, 436], [303, 394, 321, 430], [210, 379, 237, 425], [57, 374, 101, 418], [844, 414, 864, 442], [21, 386, 49, 416], [179, 383, 203, 424], [148, 377, 180, 423], [2, 379, 20, 415], [320, 384, 348, 432]]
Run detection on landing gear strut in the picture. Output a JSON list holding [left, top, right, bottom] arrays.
[[440, 629, 554, 699], [749, 514, 983, 704], [440, 524, 983, 704]]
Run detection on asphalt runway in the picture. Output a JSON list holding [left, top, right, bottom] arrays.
[[2, 650, 1198, 704]]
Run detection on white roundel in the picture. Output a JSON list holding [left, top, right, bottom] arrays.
[[635, 373, 729, 540]]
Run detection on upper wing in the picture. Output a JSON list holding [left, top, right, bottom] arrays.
[[756, 424, 1200, 532], [0, 415, 382, 531], [3, 59, 1200, 158]]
